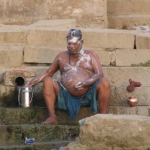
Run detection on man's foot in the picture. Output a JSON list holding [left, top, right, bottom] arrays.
[[127, 79, 142, 92], [41, 117, 58, 125]]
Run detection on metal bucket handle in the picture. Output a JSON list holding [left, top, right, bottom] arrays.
[[18, 87, 34, 107]]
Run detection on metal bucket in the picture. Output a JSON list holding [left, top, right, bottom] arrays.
[[18, 87, 33, 107]]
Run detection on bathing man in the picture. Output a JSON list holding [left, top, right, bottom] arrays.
[[24, 29, 111, 124]]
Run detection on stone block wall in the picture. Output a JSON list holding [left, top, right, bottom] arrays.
[[107, 0, 150, 29], [0, 0, 107, 28]]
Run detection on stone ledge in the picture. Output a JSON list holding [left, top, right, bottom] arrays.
[[103, 67, 150, 86], [108, 0, 150, 15], [0, 141, 71, 150], [136, 33, 150, 49], [63, 114, 150, 150], [4, 70, 36, 86], [0, 123, 79, 145], [110, 86, 150, 106], [108, 15, 150, 29], [0, 107, 92, 125], [0, 28, 135, 49], [115, 49, 150, 66], [108, 106, 150, 116], [0, 46, 23, 67], [24, 46, 116, 66]]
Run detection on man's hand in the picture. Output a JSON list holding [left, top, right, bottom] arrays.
[[23, 82, 32, 88], [75, 82, 85, 91]]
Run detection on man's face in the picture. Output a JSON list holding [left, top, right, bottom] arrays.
[[67, 37, 83, 54]]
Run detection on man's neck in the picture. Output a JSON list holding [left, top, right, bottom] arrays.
[[69, 49, 84, 58]]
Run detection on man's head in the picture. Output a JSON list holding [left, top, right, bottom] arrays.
[[66, 29, 82, 41], [66, 29, 83, 54]]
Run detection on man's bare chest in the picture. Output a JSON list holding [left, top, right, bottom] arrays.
[[59, 54, 93, 73]]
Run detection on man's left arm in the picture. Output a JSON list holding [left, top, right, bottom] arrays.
[[75, 51, 104, 90]]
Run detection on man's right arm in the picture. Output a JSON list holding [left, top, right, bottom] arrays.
[[24, 70, 50, 87], [24, 55, 60, 88]]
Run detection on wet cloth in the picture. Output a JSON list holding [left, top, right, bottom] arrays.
[[57, 81, 98, 119]]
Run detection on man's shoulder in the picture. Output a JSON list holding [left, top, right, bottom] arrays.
[[84, 49, 98, 55], [57, 50, 68, 56]]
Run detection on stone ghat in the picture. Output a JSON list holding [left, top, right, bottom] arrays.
[[0, 0, 107, 28], [63, 114, 150, 150], [107, 0, 150, 29]]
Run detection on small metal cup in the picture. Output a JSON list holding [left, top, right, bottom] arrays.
[[19, 87, 33, 107]]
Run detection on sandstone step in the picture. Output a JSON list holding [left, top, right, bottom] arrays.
[[108, 15, 150, 29], [0, 45, 23, 67], [0, 44, 150, 68], [115, 49, 150, 66], [0, 27, 135, 49], [2, 26, 150, 52], [64, 114, 150, 149], [0, 67, 150, 107], [103, 67, 150, 86], [136, 32, 150, 49], [0, 107, 92, 125], [0, 140, 71, 150], [108, 106, 150, 116], [29, 19, 76, 28], [2, 66, 150, 87], [0, 105, 149, 126], [23, 46, 150, 66], [0, 124, 79, 145], [107, 0, 150, 15], [0, 84, 149, 108], [0, 18, 76, 28], [23, 46, 116, 66], [0, 0, 107, 28], [110, 86, 150, 106]]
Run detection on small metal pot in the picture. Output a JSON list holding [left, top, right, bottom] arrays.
[[18, 87, 33, 107]]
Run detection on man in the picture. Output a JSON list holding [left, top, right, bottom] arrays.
[[24, 29, 110, 124]]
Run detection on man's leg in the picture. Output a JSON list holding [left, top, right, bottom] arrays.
[[41, 77, 59, 124], [96, 77, 110, 114]]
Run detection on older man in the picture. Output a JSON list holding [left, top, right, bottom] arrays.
[[24, 29, 110, 124]]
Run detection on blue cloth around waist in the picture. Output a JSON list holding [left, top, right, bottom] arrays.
[[57, 80, 98, 119]]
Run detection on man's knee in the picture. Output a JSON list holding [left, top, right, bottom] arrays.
[[96, 77, 110, 90], [43, 77, 53, 87], [43, 77, 59, 94]]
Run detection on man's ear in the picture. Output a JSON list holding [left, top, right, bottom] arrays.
[[81, 39, 84, 44]]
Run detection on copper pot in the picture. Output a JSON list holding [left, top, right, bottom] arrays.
[[127, 96, 137, 107]]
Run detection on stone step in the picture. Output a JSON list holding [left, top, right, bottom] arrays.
[[0, 140, 70, 150], [110, 86, 150, 106], [136, 33, 150, 49], [0, 67, 150, 107], [0, 85, 149, 108], [115, 49, 150, 66], [0, 44, 150, 67], [0, 45, 24, 67], [0, 107, 92, 125], [0, 106, 149, 126], [29, 19, 76, 28], [0, 124, 79, 145], [107, 0, 150, 29], [1, 26, 150, 50], [23, 46, 150, 66], [108, 106, 150, 116], [0, 26, 135, 49], [108, 15, 150, 29], [2, 66, 150, 87], [103, 67, 150, 86], [107, 0, 150, 15], [0, 0, 107, 28]]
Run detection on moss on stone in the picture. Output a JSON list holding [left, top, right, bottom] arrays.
[[0, 88, 18, 107], [131, 60, 150, 67]]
